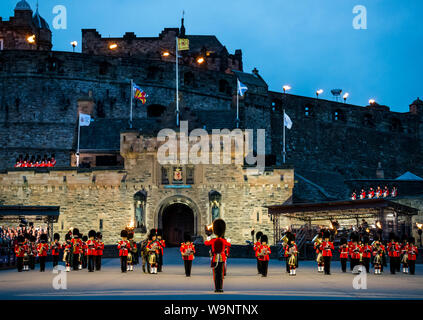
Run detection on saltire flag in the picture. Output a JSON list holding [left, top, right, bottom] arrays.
[[284, 112, 293, 129], [177, 37, 189, 51], [133, 83, 147, 104], [237, 79, 248, 96], [79, 113, 91, 127]]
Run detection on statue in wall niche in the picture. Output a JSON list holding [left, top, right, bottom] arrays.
[[211, 200, 220, 221], [209, 190, 222, 222]]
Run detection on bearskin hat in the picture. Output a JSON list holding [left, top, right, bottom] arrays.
[[65, 233, 71, 241], [261, 234, 268, 244], [409, 237, 415, 245], [17, 235, 25, 243], [184, 233, 191, 242], [288, 232, 296, 242], [73, 228, 79, 236], [96, 232, 102, 240], [24, 233, 31, 240], [148, 232, 155, 241], [88, 230, 96, 238], [212, 219, 226, 237], [156, 229, 163, 237], [149, 229, 157, 237], [40, 233, 48, 242], [127, 232, 134, 240], [120, 230, 128, 238], [323, 230, 331, 239], [82, 235, 88, 242], [256, 231, 263, 241], [340, 237, 347, 245], [53, 233, 60, 241], [389, 232, 396, 241], [351, 232, 359, 242]]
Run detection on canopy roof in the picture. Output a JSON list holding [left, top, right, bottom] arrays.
[[395, 171, 423, 181], [0, 205, 59, 223]]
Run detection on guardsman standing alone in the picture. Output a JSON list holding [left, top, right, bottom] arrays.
[[257, 235, 271, 277], [320, 231, 334, 275], [180, 233, 195, 277], [253, 231, 263, 274], [118, 230, 131, 273], [407, 237, 418, 275], [204, 219, 231, 293]]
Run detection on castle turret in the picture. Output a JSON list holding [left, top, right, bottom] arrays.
[[410, 97, 423, 115]]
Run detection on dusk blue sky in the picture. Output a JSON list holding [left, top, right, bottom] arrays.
[[1, 0, 422, 112]]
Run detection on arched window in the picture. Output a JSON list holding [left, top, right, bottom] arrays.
[[209, 190, 222, 222], [304, 104, 313, 117], [134, 190, 147, 233], [363, 113, 374, 127], [147, 104, 166, 118], [184, 71, 195, 87], [333, 109, 345, 122], [390, 118, 402, 132]]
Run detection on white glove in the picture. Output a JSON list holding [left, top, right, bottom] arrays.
[[227, 238, 231, 243], [206, 236, 211, 241]]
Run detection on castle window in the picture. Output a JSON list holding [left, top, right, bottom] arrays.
[[219, 79, 231, 94], [147, 104, 166, 118], [363, 113, 374, 127], [390, 118, 402, 132], [184, 71, 195, 87], [304, 104, 313, 117], [333, 109, 345, 122], [161, 167, 169, 184], [186, 166, 194, 184]]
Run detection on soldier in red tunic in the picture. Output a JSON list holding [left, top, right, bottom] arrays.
[[407, 237, 418, 275], [383, 186, 389, 198], [361, 236, 372, 273], [387, 233, 400, 274], [351, 191, 357, 200], [204, 219, 231, 293], [146, 230, 161, 274], [180, 233, 195, 277], [349, 233, 361, 272], [375, 186, 382, 198], [14, 235, 26, 272], [286, 233, 298, 276], [313, 232, 324, 273], [63, 233, 72, 272], [368, 187, 375, 199], [37, 234, 49, 272], [339, 237, 349, 272], [320, 231, 334, 275], [157, 229, 165, 272], [372, 238, 384, 274], [51, 233, 61, 268], [71, 228, 83, 270], [127, 231, 137, 271], [360, 189, 366, 200], [257, 235, 271, 277], [118, 230, 131, 273], [253, 231, 263, 274], [95, 232, 104, 271], [87, 230, 97, 272]]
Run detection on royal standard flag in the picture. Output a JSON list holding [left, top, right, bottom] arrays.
[[133, 83, 147, 104], [177, 38, 189, 51]]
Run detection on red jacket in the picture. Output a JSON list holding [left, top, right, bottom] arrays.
[[361, 245, 372, 258], [71, 238, 83, 254], [339, 244, 349, 259], [350, 244, 361, 259], [15, 243, 27, 257], [37, 243, 49, 257], [254, 241, 261, 257], [50, 241, 61, 256], [159, 239, 166, 255], [96, 241, 104, 256], [117, 240, 131, 256], [407, 245, 418, 261], [320, 241, 334, 257], [86, 239, 97, 256], [257, 244, 271, 261], [204, 237, 231, 263], [387, 242, 400, 257], [180, 243, 196, 261]]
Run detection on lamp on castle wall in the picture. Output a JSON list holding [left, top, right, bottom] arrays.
[[343, 92, 349, 103], [416, 223, 423, 247], [196, 56, 205, 64], [70, 41, 78, 53], [316, 89, 323, 99], [369, 99, 376, 105], [109, 43, 118, 50], [27, 35, 36, 44], [283, 85, 291, 94]]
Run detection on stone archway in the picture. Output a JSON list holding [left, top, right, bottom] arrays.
[[156, 195, 200, 246]]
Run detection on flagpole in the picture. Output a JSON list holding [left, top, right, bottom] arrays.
[[76, 113, 80, 167], [283, 109, 286, 164], [236, 82, 239, 128], [176, 37, 179, 127], [130, 79, 133, 129]]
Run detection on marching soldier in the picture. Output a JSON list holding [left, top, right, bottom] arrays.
[[361, 236, 372, 273], [28, 235, 36, 270], [127, 231, 137, 271], [372, 238, 384, 274], [339, 237, 349, 272], [313, 232, 324, 273], [146, 230, 161, 274], [14, 235, 26, 272], [253, 231, 263, 274], [87, 230, 97, 272], [204, 219, 231, 293], [320, 231, 334, 275], [387, 233, 400, 274], [407, 237, 418, 275], [95, 232, 104, 271], [140, 235, 149, 273], [37, 234, 49, 272], [157, 229, 165, 272], [180, 233, 195, 277], [23, 233, 30, 271], [286, 233, 298, 276], [349, 233, 361, 272], [51, 233, 61, 268], [401, 236, 409, 274], [63, 233, 72, 272], [81, 235, 88, 269], [360, 189, 366, 200], [117, 230, 131, 273], [71, 228, 83, 270], [257, 235, 271, 277]]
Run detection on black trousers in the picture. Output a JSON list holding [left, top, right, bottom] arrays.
[[409, 260, 416, 275], [351, 258, 359, 271], [95, 255, 102, 270], [184, 260, 192, 276], [323, 256, 331, 274], [72, 254, 79, 270], [39, 256, 46, 272], [340, 258, 347, 272], [29, 256, 35, 269], [53, 255, 59, 267], [260, 260, 269, 277], [120, 256, 127, 272], [390, 257, 397, 274], [88, 255, 95, 272], [256, 258, 261, 274], [396, 257, 401, 272], [158, 252, 163, 271], [213, 262, 225, 291], [363, 258, 370, 273], [16, 257, 23, 272], [285, 258, 290, 273]]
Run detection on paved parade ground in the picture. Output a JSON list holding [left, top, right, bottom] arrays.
[[0, 248, 422, 300]]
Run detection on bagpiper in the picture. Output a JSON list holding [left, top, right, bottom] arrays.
[[339, 237, 349, 272], [257, 234, 271, 277], [140, 234, 150, 273], [157, 229, 165, 272], [400, 236, 409, 274], [117, 230, 131, 273], [14, 235, 26, 272], [146, 230, 161, 274], [37, 234, 49, 272], [71, 228, 83, 271], [95, 232, 104, 271], [204, 219, 231, 293], [63, 233, 72, 272], [87, 230, 97, 272], [253, 231, 263, 274], [23, 233, 30, 271], [320, 231, 334, 275], [372, 238, 384, 274], [51, 233, 61, 268], [313, 231, 324, 273], [127, 231, 137, 271], [286, 233, 298, 276], [282, 232, 292, 273], [407, 237, 418, 275], [387, 233, 400, 274], [180, 233, 195, 277]]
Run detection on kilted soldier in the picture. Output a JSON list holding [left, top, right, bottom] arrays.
[[401, 236, 409, 274], [253, 231, 263, 274], [23, 233, 30, 271], [146, 230, 161, 274], [127, 232, 137, 271], [372, 238, 384, 275], [63, 233, 72, 272], [87, 230, 97, 272], [257, 235, 271, 277], [313, 232, 324, 273], [37, 234, 49, 272], [286, 233, 298, 276], [157, 229, 165, 272], [180, 233, 195, 277], [28, 235, 36, 270], [14, 235, 26, 272], [407, 237, 418, 275], [283, 232, 292, 273], [51, 233, 61, 267], [117, 230, 131, 273], [95, 232, 104, 271], [339, 237, 349, 272], [204, 219, 231, 293], [320, 231, 334, 275], [362, 236, 372, 273], [140, 235, 149, 273], [387, 233, 400, 274]]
